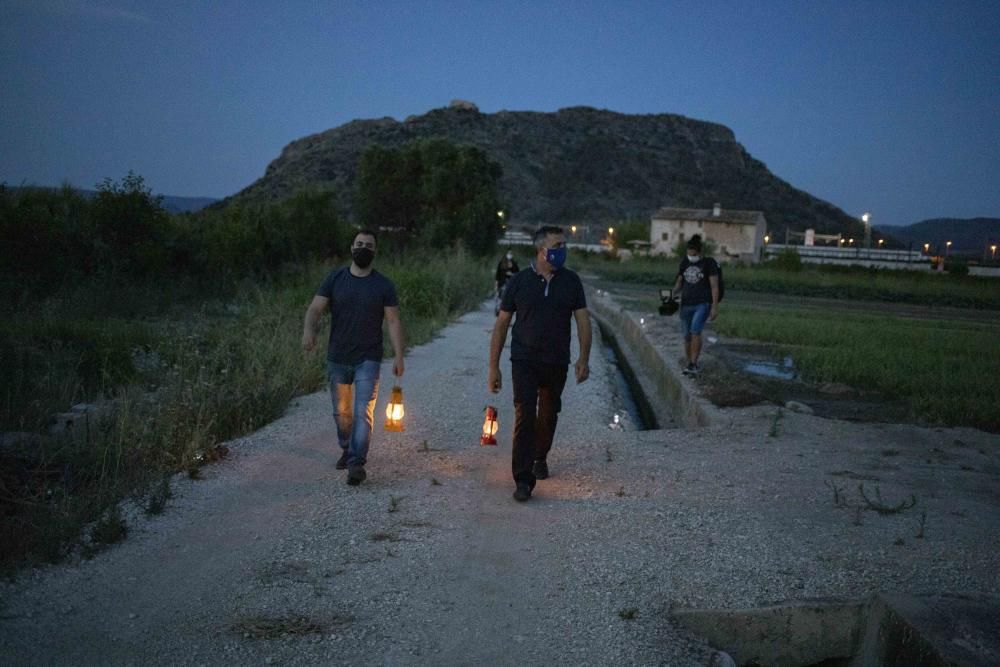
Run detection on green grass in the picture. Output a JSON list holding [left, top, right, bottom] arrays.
[[712, 303, 1000, 431], [573, 253, 1000, 310], [0, 252, 491, 571]]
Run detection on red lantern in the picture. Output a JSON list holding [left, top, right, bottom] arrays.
[[384, 386, 405, 432], [480, 405, 499, 445]]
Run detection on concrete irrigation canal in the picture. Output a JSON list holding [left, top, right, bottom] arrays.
[[1, 290, 998, 666]]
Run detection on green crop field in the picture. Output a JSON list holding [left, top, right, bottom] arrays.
[[577, 251, 1000, 433], [574, 252, 1000, 310], [712, 303, 1000, 432]]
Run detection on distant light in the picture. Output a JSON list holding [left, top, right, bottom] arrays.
[[497, 210, 505, 219], [764, 234, 770, 244], [608, 227, 615, 235], [862, 212, 871, 223], [946, 241, 952, 247], [924, 243, 930, 251], [849, 238, 855, 245], [571, 225, 577, 233], [878, 239, 884, 246]]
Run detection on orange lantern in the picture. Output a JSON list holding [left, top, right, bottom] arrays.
[[480, 405, 499, 445], [384, 386, 405, 432]]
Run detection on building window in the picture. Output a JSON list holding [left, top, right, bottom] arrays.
[[698, 221, 703, 228], [662, 232, 669, 241]]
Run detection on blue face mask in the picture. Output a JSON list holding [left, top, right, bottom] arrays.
[[545, 246, 567, 270]]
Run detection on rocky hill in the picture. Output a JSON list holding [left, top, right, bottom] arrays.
[[224, 103, 862, 240]]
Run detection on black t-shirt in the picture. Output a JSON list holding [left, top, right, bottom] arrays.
[[500, 265, 587, 366], [317, 267, 399, 364], [676, 257, 718, 306]]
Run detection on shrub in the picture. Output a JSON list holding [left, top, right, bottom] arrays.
[[769, 248, 804, 271]]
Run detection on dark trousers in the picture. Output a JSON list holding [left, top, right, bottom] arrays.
[[511, 360, 569, 487]]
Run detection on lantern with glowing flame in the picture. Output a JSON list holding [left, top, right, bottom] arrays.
[[480, 405, 499, 445], [384, 386, 405, 432]]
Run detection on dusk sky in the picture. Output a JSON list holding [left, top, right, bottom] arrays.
[[2, 0, 998, 226]]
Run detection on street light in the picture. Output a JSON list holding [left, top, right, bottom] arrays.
[[923, 243, 930, 253], [991, 244, 997, 260], [946, 240, 952, 257], [878, 239, 884, 247], [571, 225, 577, 234], [608, 227, 615, 236], [862, 212, 871, 249], [764, 234, 770, 244]]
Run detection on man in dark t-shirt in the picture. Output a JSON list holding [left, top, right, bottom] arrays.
[[488, 226, 592, 502], [302, 230, 404, 486]]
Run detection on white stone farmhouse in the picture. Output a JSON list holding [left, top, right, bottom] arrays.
[[650, 203, 767, 263]]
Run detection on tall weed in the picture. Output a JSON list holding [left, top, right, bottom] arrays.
[[1, 253, 490, 570]]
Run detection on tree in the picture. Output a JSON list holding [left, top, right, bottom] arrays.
[[88, 171, 170, 276], [356, 139, 504, 255]]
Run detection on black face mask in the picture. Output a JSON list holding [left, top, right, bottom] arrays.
[[352, 247, 374, 269]]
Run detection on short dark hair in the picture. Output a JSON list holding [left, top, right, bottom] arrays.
[[687, 234, 703, 251], [533, 225, 564, 248], [355, 229, 378, 245]]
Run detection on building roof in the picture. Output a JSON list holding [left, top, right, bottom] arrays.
[[652, 207, 765, 225]]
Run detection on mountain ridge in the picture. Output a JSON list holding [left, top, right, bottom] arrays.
[[223, 105, 866, 241], [876, 217, 1000, 256]]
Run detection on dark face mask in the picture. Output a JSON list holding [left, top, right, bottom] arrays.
[[352, 247, 374, 269], [545, 246, 567, 270]]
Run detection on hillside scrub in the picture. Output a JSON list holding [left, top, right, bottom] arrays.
[[575, 252, 1000, 310]]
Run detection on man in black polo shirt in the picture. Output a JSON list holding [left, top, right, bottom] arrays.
[[488, 225, 592, 502]]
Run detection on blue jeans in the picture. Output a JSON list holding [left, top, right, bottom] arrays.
[[679, 303, 711, 340], [327, 359, 381, 468]]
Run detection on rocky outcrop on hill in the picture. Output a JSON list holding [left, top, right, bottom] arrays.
[[225, 105, 861, 239]]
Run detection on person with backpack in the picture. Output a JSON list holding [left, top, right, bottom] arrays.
[[669, 234, 720, 376]]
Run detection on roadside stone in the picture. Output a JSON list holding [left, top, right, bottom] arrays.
[[818, 382, 855, 396], [784, 400, 815, 414]]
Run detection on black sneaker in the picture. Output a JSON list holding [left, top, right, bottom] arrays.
[[347, 466, 367, 486], [335, 450, 349, 470], [513, 483, 532, 502], [533, 459, 549, 480]]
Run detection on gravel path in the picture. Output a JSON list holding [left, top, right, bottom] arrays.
[[2, 300, 998, 666]]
